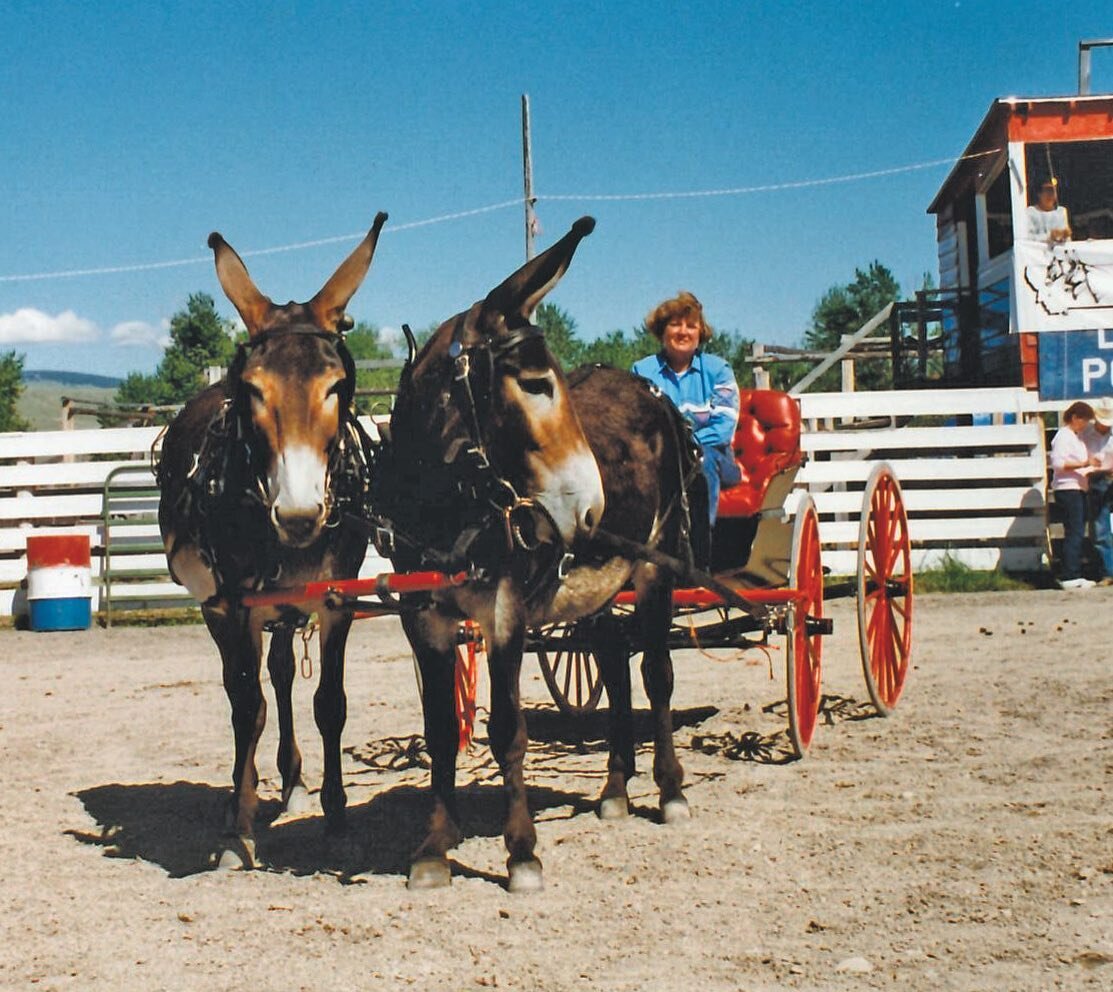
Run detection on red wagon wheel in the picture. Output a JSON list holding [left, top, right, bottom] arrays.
[[454, 621, 485, 751], [536, 621, 604, 717], [857, 463, 913, 716], [785, 494, 824, 757]]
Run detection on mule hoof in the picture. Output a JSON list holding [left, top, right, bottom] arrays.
[[598, 796, 630, 820], [216, 836, 256, 870], [407, 857, 452, 890], [661, 797, 691, 825], [507, 859, 544, 894], [283, 784, 312, 816]]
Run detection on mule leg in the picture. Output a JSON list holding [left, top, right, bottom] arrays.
[[314, 611, 353, 835], [403, 608, 462, 890], [636, 573, 689, 823], [205, 606, 266, 868], [482, 586, 541, 892], [592, 614, 635, 820], [266, 628, 308, 814]]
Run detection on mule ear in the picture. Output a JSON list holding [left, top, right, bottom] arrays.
[[308, 211, 388, 331], [208, 233, 274, 336], [482, 216, 595, 325]]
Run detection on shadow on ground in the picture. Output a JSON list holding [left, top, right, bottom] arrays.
[[523, 703, 719, 747], [68, 777, 590, 883]]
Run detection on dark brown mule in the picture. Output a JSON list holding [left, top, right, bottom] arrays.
[[157, 213, 386, 868], [373, 218, 700, 892]]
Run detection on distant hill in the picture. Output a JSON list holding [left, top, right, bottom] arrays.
[[23, 369, 122, 388], [16, 379, 120, 431]]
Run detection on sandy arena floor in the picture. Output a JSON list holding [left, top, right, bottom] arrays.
[[0, 591, 1110, 991]]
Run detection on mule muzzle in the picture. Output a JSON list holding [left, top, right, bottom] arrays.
[[271, 503, 327, 548]]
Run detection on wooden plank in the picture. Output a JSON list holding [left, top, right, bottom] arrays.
[[809, 485, 1046, 515], [0, 523, 102, 554], [0, 492, 160, 522], [0, 493, 108, 521], [820, 515, 1048, 545], [798, 387, 1036, 421], [821, 545, 1043, 576], [0, 426, 163, 460], [0, 460, 155, 489], [801, 423, 1040, 453], [797, 452, 1046, 484]]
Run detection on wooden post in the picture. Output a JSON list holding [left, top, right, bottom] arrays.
[[61, 397, 75, 463], [521, 94, 536, 263], [752, 344, 770, 389], [840, 335, 856, 392]]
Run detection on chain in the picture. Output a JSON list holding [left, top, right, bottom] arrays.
[[299, 620, 318, 679]]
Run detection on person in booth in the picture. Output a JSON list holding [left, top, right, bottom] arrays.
[[632, 291, 741, 523], [1027, 179, 1072, 244]]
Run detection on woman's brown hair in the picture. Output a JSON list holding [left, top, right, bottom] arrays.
[[1064, 400, 1095, 423], [645, 291, 713, 344]]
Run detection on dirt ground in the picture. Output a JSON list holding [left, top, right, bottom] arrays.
[[0, 590, 1110, 991]]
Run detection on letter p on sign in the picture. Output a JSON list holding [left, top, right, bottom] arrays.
[[1083, 357, 1108, 393]]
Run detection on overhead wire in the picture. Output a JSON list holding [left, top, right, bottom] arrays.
[[0, 149, 1000, 285]]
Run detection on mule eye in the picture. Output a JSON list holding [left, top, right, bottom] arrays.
[[518, 375, 553, 398]]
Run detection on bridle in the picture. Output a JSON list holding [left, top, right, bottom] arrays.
[[225, 327, 368, 525], [371, 319, 571, 591], [163, 325, 372, 599]]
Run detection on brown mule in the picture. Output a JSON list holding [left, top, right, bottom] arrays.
[[374, 218, 699, 892], [157, 213, 386, 869]]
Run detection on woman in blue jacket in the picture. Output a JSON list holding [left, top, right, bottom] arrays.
[[632, 291, 740, 522]]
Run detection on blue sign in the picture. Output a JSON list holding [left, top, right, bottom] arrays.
[[1038, 328, 1113, 400]]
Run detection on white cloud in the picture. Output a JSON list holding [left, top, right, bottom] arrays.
[[378, 325, 405, 355], [0, 308, 99, 344], [110, 319, 170, 349]]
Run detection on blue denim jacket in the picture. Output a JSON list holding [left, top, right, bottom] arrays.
[[630, 350, 740, 448]]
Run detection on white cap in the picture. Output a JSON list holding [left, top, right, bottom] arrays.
[[1092, 397, 1113, 425]]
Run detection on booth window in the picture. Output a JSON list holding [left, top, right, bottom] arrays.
[[985, 166, 1013, 257], [1026, 139, 1113, 240]]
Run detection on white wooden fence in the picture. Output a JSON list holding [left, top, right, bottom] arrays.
[[0, 387, 1049, 617], [793, 386, 1047, 574]]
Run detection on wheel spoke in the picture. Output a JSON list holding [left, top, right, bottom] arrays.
[[560, 650, 573, 698]]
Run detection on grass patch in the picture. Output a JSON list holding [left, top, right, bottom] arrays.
[[95, 608, 204, 627], [1, 607, 204, 630], [914, 554, 1035, 593]]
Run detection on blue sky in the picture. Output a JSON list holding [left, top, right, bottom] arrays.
[[2, 1, 1111, 378]]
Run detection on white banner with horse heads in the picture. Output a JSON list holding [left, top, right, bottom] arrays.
[[1016, 238, 1113, 332]]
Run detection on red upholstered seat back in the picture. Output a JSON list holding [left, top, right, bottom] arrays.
[[717, 389, 802, 518]]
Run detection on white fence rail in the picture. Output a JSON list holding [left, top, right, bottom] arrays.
[[0, 387, 1050, 616]]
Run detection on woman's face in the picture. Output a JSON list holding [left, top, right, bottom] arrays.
[[1069, 414, 1092, 435], [662, 313, 702, 369]]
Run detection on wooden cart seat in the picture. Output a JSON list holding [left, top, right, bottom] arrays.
[[717, 389, 802, 518]]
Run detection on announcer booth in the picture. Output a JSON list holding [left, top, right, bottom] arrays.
[[927, 90, 1113, 399]]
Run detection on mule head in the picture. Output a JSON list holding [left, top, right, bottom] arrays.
[[208, 212, 386, 548], [414, 217, 605, 544]]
